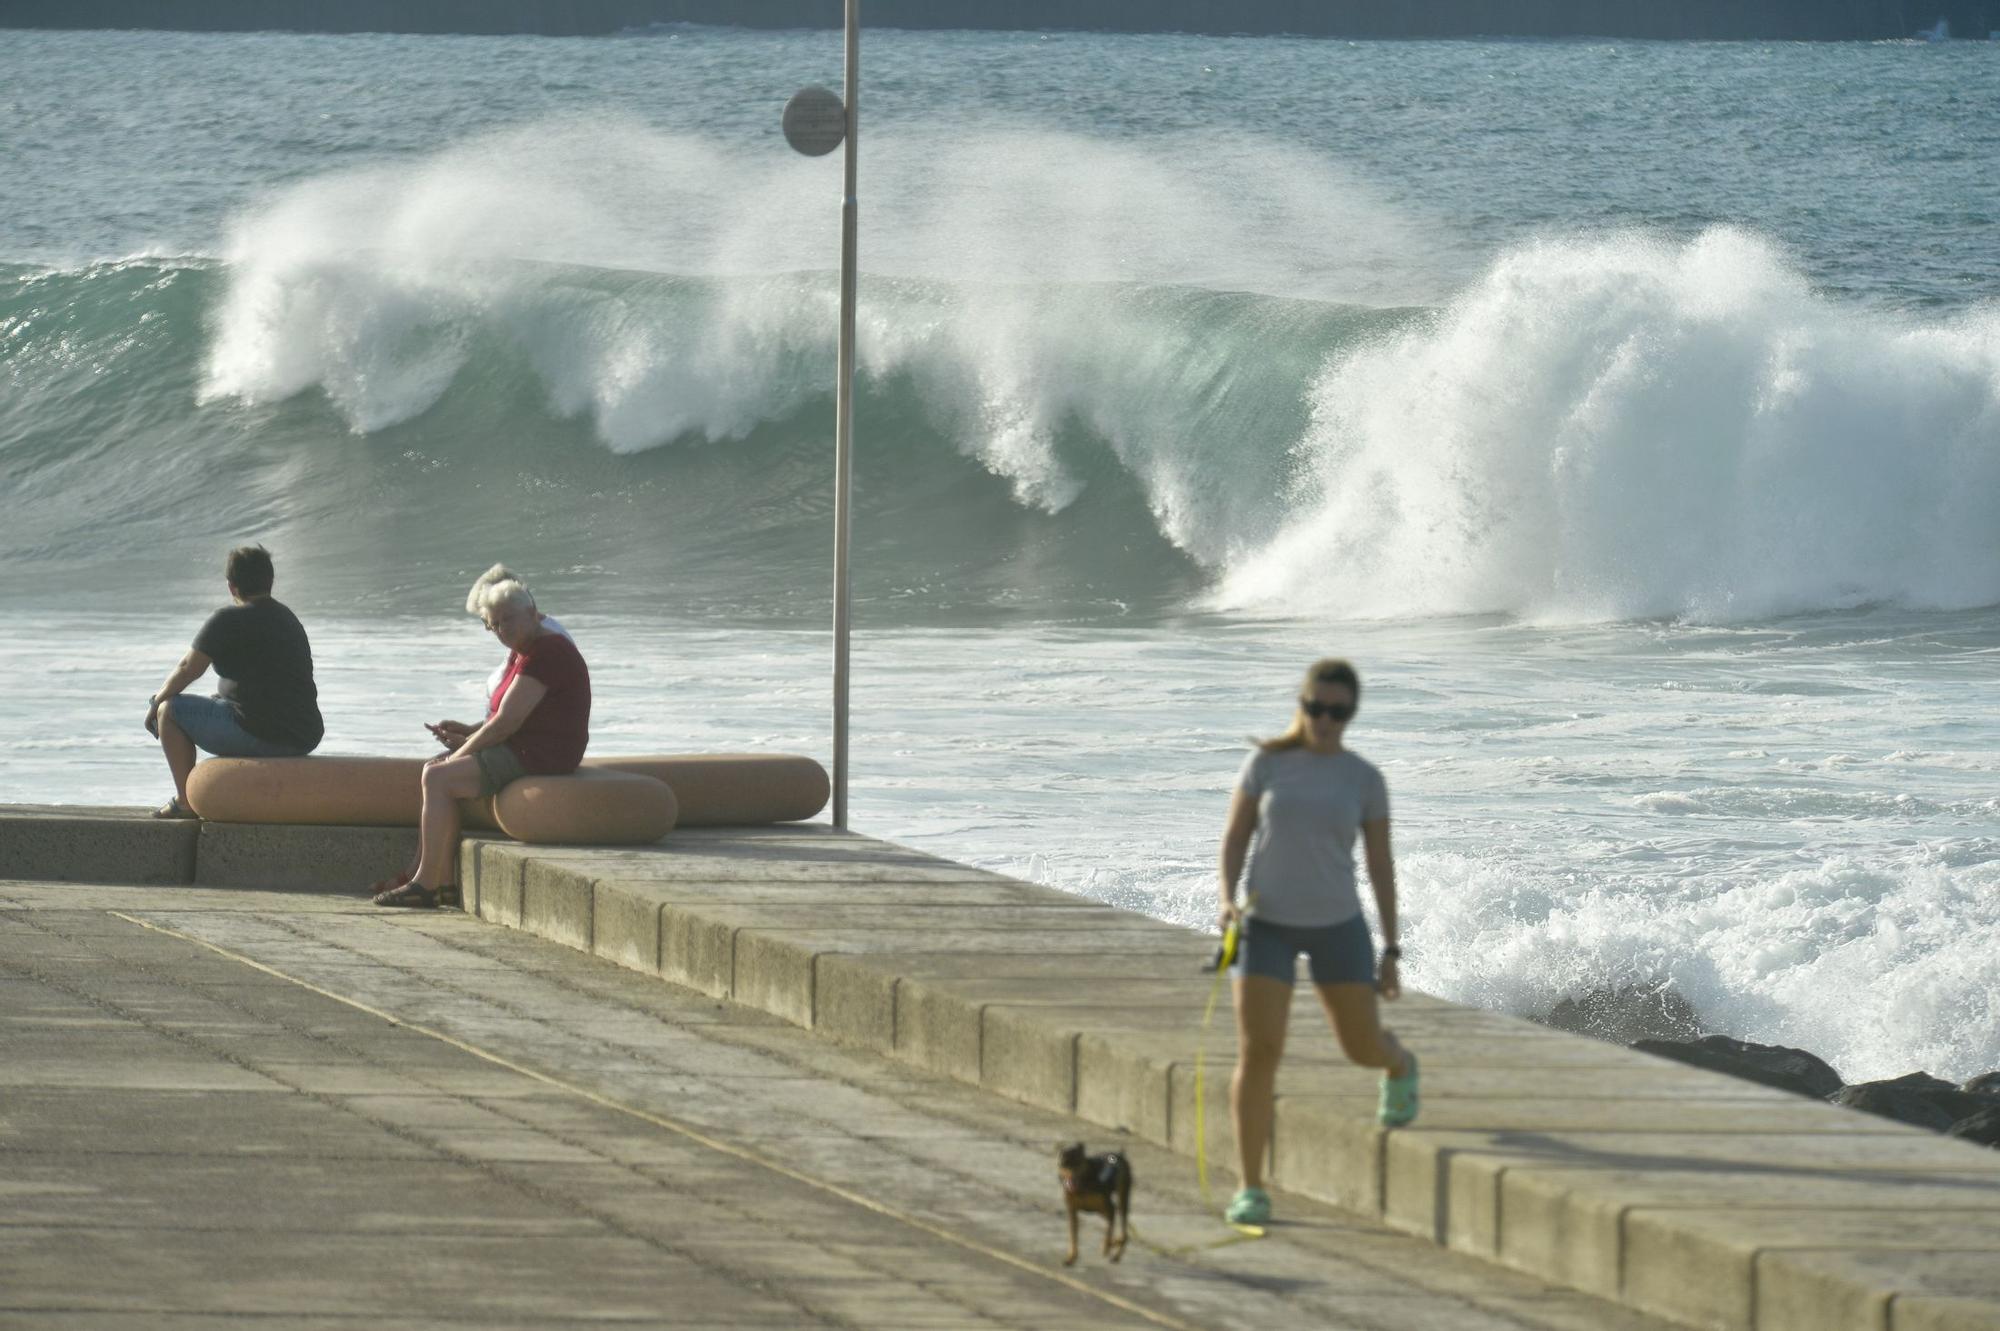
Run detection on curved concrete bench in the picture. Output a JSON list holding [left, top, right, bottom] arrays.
[[588, 754, 828, 827], [493, 768, 677, 846], [184, 752, 828, 834], [183, 756, 676, 846], [187, 755, 425, 827]]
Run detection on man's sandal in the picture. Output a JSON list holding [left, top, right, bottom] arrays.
[[151, 796, 198, 820], [372, 881, 460, 910]]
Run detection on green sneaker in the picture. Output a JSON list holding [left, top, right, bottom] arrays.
[[1379, 1051, 1420, 1127], [1225, 1187, 1271, 1226]]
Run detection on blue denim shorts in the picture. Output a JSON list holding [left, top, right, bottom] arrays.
[[163, 695, 309, 758], [1230, 914, 1377, 986]]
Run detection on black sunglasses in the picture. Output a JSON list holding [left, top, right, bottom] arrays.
[[1299, 699, 1355, 721]]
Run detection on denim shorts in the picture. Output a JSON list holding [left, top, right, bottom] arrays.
[[1230, 914, 1377, 986], [164, 695, 309, 758], [472, 743, 528, 797]]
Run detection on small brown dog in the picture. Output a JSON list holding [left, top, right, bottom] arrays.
[[1058, 1142, 1132, 1265]]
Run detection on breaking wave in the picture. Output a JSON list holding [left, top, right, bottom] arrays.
[[4, 120, 1997, 621]]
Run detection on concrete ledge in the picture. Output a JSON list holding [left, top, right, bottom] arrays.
[[591, 874, 662, 975], [194, 822, 411, 891], [0, 807, 198, 885], [520, 858, 593, 954], [467, 838, 523, 926], [0, 806, 409, 890], [462, 825, 2000, 1331]]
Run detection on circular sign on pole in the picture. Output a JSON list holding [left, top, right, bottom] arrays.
[[783, 85, 847, 157]]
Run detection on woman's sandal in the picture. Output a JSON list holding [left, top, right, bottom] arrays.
[[366, 869, 413, 897], [372, 880, 461, 910], [152, 796, 198, 821]]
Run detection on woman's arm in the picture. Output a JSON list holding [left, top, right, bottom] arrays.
[[440, 675, 547, 761], [1361, 816, 1400, 998], [1218, 788, 1258, 928], [144, 649, 211, 735]]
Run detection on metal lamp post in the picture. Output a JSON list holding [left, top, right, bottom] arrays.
[[782, 2, 860, 830]]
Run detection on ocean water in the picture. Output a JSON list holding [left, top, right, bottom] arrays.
[[2, 27, 1997, 1081]]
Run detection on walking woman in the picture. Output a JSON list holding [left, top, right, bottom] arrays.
[[1217, 658, 1416, 1227]]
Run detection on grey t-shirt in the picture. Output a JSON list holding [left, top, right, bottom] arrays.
[[1236, 747, 1390, 927]]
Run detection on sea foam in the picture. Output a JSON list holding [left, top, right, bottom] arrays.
[[1217, 228, 2000, 622]]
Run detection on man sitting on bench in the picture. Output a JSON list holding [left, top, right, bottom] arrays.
[[147, 545, 323, 819]]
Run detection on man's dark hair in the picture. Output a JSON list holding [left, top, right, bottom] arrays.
[[226, 544, 276, 597]]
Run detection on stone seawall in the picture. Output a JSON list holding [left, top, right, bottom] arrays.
[[7, 0, 1997, 40]]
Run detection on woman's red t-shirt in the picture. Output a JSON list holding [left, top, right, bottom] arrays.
[[491, 633, 591, 773]]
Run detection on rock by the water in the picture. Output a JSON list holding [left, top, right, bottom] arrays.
[[1540, 985, 1702, 1045], [1947, 1108, 2000, 1149], [1829, 1081, 1959, 1132], [1631, 1035, 1843, 1099], [1963, 1070, 2000, 1098], [1854, 1072, 2000, 1123]]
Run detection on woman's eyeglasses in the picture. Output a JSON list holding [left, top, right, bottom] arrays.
[[1299, 699, 1354, 721]]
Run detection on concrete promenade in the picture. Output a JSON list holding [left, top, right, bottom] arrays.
[[1, 863, 1667, 1328], [5, 806, 2000, 1328]]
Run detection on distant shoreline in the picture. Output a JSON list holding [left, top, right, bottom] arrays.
[[6, 0, 1998, 42]]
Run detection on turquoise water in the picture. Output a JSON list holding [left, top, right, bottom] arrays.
[[2, 27, 1997, 1079]]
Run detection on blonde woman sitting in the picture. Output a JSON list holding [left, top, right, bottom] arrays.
[[374, 575, 591, 909]]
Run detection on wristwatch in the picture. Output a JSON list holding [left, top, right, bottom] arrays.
[[1381, 945, 1403, 961]]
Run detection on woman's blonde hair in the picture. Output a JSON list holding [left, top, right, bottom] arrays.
[[464, 563, 516, 615], [1257, 657, 1361, 753]]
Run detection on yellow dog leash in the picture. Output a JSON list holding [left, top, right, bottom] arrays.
[[1090, 914, 1265, 1261], [1191, 914, 1266, 1241]]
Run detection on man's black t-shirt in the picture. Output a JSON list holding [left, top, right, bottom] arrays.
[[192, 598, 324, 750]]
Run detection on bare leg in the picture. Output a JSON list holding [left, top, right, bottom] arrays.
[[411, 755, 484, 889], [156, 701, 198, 805], [1314, 982, 1409, 1078], [1230, 975, 1293, 1191]]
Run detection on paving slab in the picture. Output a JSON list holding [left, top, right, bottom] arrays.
[[480, 838, 1013, 884], [595, 871, 1086, 908], [1275, 1093, 1916, 1136], [1490, 1162, 2000, 1305], [0, 1155, 601, 1234], [1749, 1249, 2000, 1331], [1620, 1209, 2000, 1331], [0, 1086, 443, 1161]]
